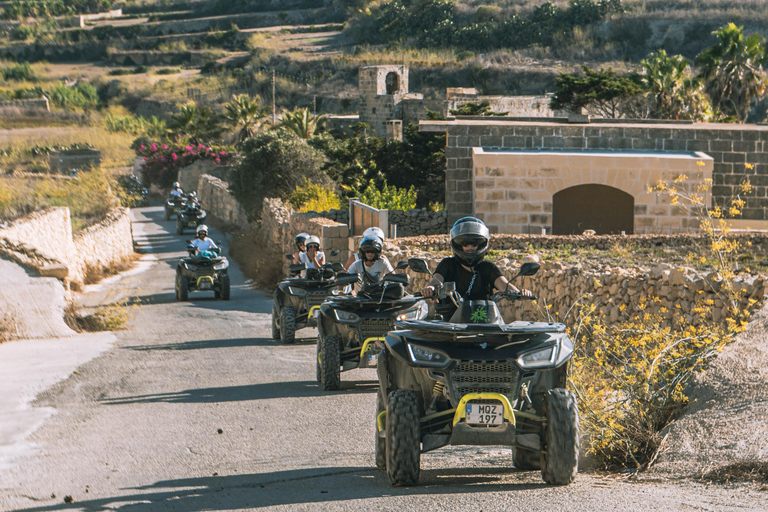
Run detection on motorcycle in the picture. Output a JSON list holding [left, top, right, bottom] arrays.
[[164, 195, 185, 220], [376, 258, 579, 486], [272, 252, 356, 345], [175, 243, 230, 300], [315, 261, 429, 391], [176, 202, 207, 235]]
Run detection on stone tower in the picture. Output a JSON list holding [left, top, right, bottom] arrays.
[[358, 65, 411, 137]]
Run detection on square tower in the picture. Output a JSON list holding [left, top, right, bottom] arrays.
[[359, 65, 412, 137]]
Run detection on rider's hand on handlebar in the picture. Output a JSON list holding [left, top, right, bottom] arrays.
[[421, 285, 436, 297]]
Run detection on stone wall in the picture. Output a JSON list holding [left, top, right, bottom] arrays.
[[389, 208, 448, 237], [420, 119, 768, 228], [0, 207, 134, 287], [197, 174, 250, 229], [179, 160, 232, 194], [0, 97, 49, 117], [384, 248, 767, 330], [49, 148, 101, 172]]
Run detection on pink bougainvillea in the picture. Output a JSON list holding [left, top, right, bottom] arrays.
[[137, 137, 235, 189]]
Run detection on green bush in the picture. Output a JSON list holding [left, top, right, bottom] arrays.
[[2, 62, 35, 81], [359, 182, 416, 211], [288, 179, 341, 212], [155, 67, 181, 75]]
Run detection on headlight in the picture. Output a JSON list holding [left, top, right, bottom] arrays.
[[407, 344, 450, 367], [287, 286, 307, 296], [397, 301, 429, 321], [214, 260, 229, 270], [333, 310, 359, 323], [517, 346, 556, 369], [184, 263, 196, 270]]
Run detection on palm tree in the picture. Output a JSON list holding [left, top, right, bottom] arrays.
[[168, 102, 224, 143], [696, 23, 768, 122], [639, 50, 713, 121], [224, 94, 270, 145], [280, 107, 326, 139]]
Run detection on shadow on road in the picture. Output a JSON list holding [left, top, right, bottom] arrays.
[[124, 337, 284, 351], [11, 466, 549, 512], [99, 379, 340, 404]]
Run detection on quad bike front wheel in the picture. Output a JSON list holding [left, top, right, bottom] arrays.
[[271, 305, 281, 340], [177, 274, 189, 301], [220, 274, 231, 300], [315, 334, 322, 382], [375, 392, 386, 470], [513, 417, 542, 470], [319, 334, 341, 391], [280, 307, 296, 344], [541, 388, 579, 485], [386, 389, 421, 486]]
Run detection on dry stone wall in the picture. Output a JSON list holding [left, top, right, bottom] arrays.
[[0, 207, 134, 287], [197, 174, 250, 229]]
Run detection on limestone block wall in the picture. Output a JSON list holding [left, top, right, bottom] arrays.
[[420, 119, 768, 228], [0, 97, 49, 117], [197, 174, 251, 229], [384, 250, 766, 330], [0, 207, 134, 286], [49, 149, 101, 172], [447, 93, 559, 118], [389, 209, 448, 237], [179, 161, 232, 194], [472, 148, 713, 234]]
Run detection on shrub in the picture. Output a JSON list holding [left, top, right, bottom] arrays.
[[288, 179, 341, 212], [2, 62, 35, 81], [155, 67, 181, 75], [359, 181, 416, 210], [136, 138, 234, 189]]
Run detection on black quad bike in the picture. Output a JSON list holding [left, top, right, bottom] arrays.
[[271, 253, 354, 345], [376, 259, 579, 487], [176, 203, 207, 235], [315, 261, 430, 391], [175, 244, 230, 300], [164, 195, 185, 220]]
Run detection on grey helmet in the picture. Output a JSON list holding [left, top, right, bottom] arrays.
[[305, 235, 321, 250], [295, 232, 310, 252], [358, 234, 382, 261], [450, 217, 489, 267], [362, 226, 386, 241]]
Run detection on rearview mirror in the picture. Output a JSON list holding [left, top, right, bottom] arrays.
[[395, 260, 409, 270], [407, 258, 432, 274], [286, 254, 295, 261], [330, 261, 345, 272], [516, 261, 541, 277], [330, 249, 340, 256], [335, 273, 361, 286], [384, 273, 409, 285]]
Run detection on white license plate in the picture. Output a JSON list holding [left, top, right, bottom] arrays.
[[466, 402, 503, 426]]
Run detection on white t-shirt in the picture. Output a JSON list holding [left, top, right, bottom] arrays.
[[170, 189, 183, 197], [300, 251, 325, 269], [349, 258, 394, 282], [191, 238, 218, 252]]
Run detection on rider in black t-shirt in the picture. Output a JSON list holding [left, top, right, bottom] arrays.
[[421, 217, 532, 300]]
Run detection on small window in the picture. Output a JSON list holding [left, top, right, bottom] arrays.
[[385, 72, 400, 94], [372, 108, 376, 114]]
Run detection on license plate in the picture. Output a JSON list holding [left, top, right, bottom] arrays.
[[466, 402, 503, 426]]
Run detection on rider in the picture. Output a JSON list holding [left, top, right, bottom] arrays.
[[170, 182, 184, 197], [347, 235, 394, 285], [190, 225, 218, 254], [421, 217, 531, 300], [291, 232, 310, 264], [345, 226, 389, 270], [299, 235, 325, 269]]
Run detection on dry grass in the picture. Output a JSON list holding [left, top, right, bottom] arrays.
[[0, 308, 19, 342], [701, 460, 768, 487], [64, 299, 133, 332], [83, 254, 140, 285]]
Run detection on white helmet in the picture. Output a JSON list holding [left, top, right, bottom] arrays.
[[363, 227, 386, 241], [196, 224, 208, 236], [173, 181, 181, 189], [305, 235, 320, 249]]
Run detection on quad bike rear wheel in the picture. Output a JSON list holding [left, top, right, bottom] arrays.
[[280, 307, 296, 344], [541, 388, 579, 485], [177, 274, 189, 301], [319, 334, 341, 391], [375, 392, 386, 470], [315, 334, 322, 382], [386, 389, 421, 486], [271, 305, 281, 340]]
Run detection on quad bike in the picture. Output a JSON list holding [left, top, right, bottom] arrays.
[[175, 244, 230, 300], [176, 202, 207, 235], [164, 195, 185, 220], [376, 258, 579, 487], [272, 252, 354, 345], [117, 175, 149, 207], [315, 261, 429, 391]]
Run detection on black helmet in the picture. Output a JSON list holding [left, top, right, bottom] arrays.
[[295, 232, 310, 251], [358, 235, 382, 261], [450, 217, 489, 267]]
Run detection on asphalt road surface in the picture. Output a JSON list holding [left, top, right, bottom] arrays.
[[1, 206, 765, 511]]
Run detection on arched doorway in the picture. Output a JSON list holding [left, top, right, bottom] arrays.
[[552, 184, 634, 235], [385, 72, 400, 94]]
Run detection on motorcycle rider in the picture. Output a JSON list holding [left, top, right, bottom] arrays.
[[299, 235, 325, 269], [347, 235, 394, 286], [421, 217, 531, 300], [190, 224, 218, 254], [291, 232, 310, 264], [170, 182, 184, 198], [345, 226, 389, 270]]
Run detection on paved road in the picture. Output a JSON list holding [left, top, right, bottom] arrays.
[[0, 206, 765, 511]]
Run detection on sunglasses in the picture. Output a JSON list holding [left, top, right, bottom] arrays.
[[307, 244, 319, 250]]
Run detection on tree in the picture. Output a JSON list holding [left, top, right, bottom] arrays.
[[167, 102, 225, 143], [449, 100, 508, 116], [638, 50, 713, 121], [280, 107, 326, 139], [549, 66, 644, 118], [230, 130, 331, 220], [696, 23, 768, 123], [224, 94, 270, 145]]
